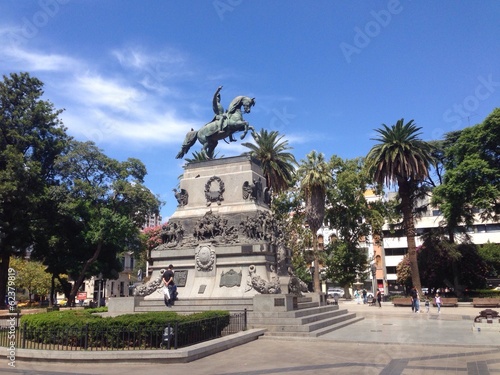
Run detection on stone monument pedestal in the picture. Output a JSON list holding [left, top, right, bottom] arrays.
[[139, 155, 296, 304]]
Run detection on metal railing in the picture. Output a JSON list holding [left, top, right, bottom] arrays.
[[0, 310, 247, 351]]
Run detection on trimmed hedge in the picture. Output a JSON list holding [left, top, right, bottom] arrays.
[[20, 308, 231, 349]]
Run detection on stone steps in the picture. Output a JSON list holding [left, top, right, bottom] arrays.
[[248, 301, 364, 337], [127, 295, 363, 338]]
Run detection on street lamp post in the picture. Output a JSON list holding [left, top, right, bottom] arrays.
[[97, 273, 103, 308], [309, 266, 315, 292], [371, 263, 377, 297]]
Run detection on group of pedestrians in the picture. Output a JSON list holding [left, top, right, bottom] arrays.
[[354, 288, 382, 307], [410, 286, 442, 313]]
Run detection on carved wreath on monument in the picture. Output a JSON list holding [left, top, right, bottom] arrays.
[[205, 176, 225, 206], [195, 245, 216, 271]]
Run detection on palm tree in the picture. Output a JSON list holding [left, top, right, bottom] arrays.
[[297, 150, 333, 292], [241, 129, 297, 194], [184, 150, 224, 163], [365, 119, 434, 295]]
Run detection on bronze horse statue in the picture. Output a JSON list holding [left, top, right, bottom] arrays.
[[176, 95, 256, 159]]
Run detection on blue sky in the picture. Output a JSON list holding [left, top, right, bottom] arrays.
[[1, 1, 499, 219]]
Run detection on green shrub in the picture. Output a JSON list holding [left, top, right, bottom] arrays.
[[20, 309, 231, 349]]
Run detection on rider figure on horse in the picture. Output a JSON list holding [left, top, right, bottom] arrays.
[[213, 86, 235, 142]]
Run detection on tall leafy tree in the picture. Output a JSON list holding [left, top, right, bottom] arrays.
[[366, 119, 434, 295], [478, 242, 500, 278], [9, 257, 55, 303], [324, 241, 369, 295], [433, 108, 500, 239], [432, 109, 500, 295], [242, 129, 297, 194], [323, 156, 373, 293], [39, 140, 161, 305], [0, 72, 69, 309], [297, 150, 333, 292], [418, 230, 487, 292], [325, 157, 372, 245]]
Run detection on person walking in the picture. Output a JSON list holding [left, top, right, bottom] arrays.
[[354, 289, 360, 304], [376, 289, 382, 308], [410, 287, 419, 313], [435, 293, 442, 314], [362, 289, 368, 304], [162, 264, 175, 308]]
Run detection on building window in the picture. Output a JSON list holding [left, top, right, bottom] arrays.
[[385, 248, 407, 256], [386, 266, 397, 274], [476, 225, 487, 233], [432, 209, 442, 216], [382, 229, 405, 238], [486, 224, 500, 232]]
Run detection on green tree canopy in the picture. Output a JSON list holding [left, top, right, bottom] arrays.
[[34, 140, 162, 305], [9, 257, 53, 302], [325, 156, 372, 244], [433, 108, 500, 236], [0, 72, 70, 309], [478, 242, 500, 278]]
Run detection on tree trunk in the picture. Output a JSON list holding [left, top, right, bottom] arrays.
[[446, 227, 463, 297], [49, 274, 55, 307], [69, 241, 103, 306], [0, 250, 10, 309], [398, 181, 422, 296], [312, 232, 321, 293]]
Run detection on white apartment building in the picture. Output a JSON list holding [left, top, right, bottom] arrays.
[[382, 192, 500, 295]]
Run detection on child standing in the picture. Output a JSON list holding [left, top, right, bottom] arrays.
[[424, 298, 430, 313]]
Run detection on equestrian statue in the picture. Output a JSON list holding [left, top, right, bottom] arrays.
[[176, 86, 255, 159]]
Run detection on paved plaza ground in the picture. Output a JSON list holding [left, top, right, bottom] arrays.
[[3, 300, 500, 375]]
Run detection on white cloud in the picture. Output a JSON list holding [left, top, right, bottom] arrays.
[[0, 42, 207, 147], [111, 46, 192, 94], [1, 43, 80, 72], [71, 73, 144, 113], [62, 107, 196, 147], [112, 46, 186, 70]]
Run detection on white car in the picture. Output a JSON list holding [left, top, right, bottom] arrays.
[[327, 288, 345, 298]]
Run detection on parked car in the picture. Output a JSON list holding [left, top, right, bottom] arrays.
[[327, 288, 345, 298]]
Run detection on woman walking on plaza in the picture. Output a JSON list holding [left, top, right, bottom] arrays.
[[435, 293, 442, 314]]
